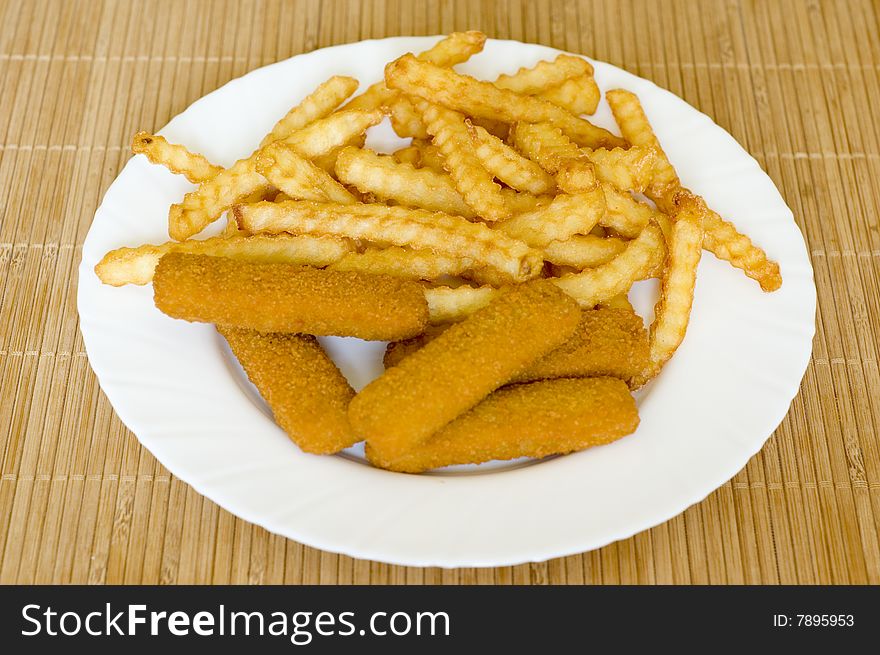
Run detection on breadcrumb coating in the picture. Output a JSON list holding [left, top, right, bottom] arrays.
[[384, 307, 649, 386], [366, 377, 639, 472], [153, 253, 428, 340], [220, 328, 356, 454], [349, 280, 581, 462]]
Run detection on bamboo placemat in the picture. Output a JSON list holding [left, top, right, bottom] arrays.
[[1, 0, 878, 584]]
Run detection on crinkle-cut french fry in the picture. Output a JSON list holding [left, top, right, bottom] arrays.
[[699, 199, 782, 292], [500, 189, 551, 215], [633, 192, 705, 387], [468, 124, 556, 195], [334, 147, 476, 218], [606, 89, 679, 193], [509, 122, 597, 192], [385, 55, 625, 149], [465, 266, 519, 288], [351, 281, 581, 462], [259, 76, 359, 147], [131, 132, 223, 183], [607, 89, 781, 291], [312, 133, 366, 174], [219, 328, 357, 455], [331, 247, 473, 281], [423, 285, 499, 323], [495, 189, 604, 248], [597, 293, 634, 312], [256, 142, 357, 204], [278, 109, 384, 159], [493, 55, 593, 94], [365, 377, 639, 473], [94, 233, 352, 286], [344, 31, 487, 112], [416, 100, 510, 222], [510, 122, 580, 173], [168, 158, 267, 241], [573, 146, 657, 193], [234, 200, 543, 283], [470, 117, 510, 140], [389, 94, 429, 139], [412, 139, 446, 173], [168, 110, 383, 241], [600, 183, 655, 237], [552, 220, 666, 306], [392, 144, 421, 167], [538, 75, 601, 115], [542, 234, 628, 268]]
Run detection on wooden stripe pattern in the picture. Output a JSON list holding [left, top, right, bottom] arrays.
[[1, 0, 879, 584]]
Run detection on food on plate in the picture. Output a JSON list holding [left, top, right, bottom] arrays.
[[632, 191, 705, 387], [153, 253, 428, 340], [606, 88, 781, 291], [334, 146, 476, 217], [95, 234, 351, 286], [233, 200, 542, 283], [131, 132, 223, 183], [552, 221, 666, 307], [415, 99, 510, 221], [385, 307, 649, 386], [349, 281, 581, 462], [494, 189, 605, 248], [366, 378, 639, 473], [385, 54, 624, 149], [220, 328, 357, 454], [97, 32, 783, 471]]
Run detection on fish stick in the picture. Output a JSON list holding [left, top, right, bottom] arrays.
[[366, 377, 639, 472], [153, 253, 428, 340], [385, 308, 649, 385], [349, 280, 581, 461], [220, 328, 356, 454]]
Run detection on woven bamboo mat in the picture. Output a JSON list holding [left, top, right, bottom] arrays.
[[1, 0, 878, 584]]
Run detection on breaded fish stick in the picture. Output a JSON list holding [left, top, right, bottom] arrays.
[[384, 308, 649, 385], [220, 328, 356, 454], [349, 281, 580, 461], [154, 253, 428, 340], [366, 377, 639, 472]]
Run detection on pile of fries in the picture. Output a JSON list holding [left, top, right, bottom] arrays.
[[97, 32, 782, 472]]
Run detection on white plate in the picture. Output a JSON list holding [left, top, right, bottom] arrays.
[[77, 37, 816, 568]]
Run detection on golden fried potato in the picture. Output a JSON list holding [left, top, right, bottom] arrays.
[[468, 123, 556, 195], [256, 142, 357, 204], [260, 76, 359, 147], [131, 132, 223, 183], [495, 188, 605, 248], [542, 234, 628, 268], [234, 200, 542, 283]]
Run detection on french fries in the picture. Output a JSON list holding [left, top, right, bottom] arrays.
[[495, 189, 605, 248], [468, 124, 556, 195], [607, 88, 782, 291], [417, 100, 510, 221], [103, 33, 784, 472], [131, 132, 223, 183], [331, 247, 472, 281], [385, 55, 625, 149], [256, 142, 357, 204], [233, 200, 543, 283], [552, 221, 666, 306], [636, 192, 705, 385], [95, 234, 351, 286], [334, 147, 476, 217], [259, 76, 359, 147]]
